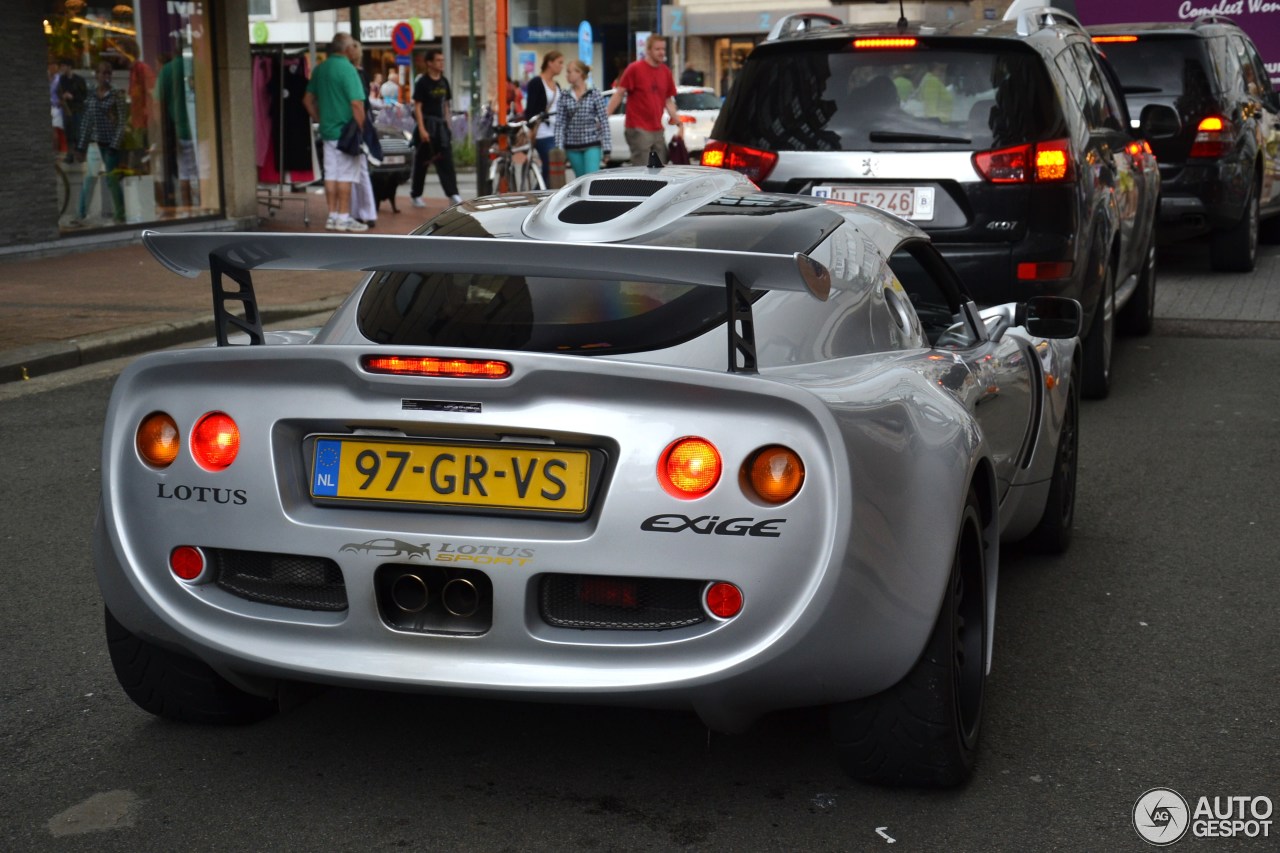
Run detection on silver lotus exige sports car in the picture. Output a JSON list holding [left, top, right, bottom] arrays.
[[94, 166, 1082, 787]]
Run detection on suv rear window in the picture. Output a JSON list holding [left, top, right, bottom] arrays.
[[715, 41, 1063, 152], [1095, 37, 1214, 100]]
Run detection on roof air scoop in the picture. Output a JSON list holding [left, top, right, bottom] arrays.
[[522, 165, 754, 242]]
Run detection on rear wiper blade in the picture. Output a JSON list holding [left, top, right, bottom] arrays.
[[869, 131, 972, 144]]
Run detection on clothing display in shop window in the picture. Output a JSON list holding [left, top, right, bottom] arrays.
[[253, 51, 316, 185]]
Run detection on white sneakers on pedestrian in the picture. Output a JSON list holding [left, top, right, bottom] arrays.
[[325, 215, 339, 231], [410, 196, 427, 208], [450, 194, 462, 205], [343, 219, 370, 232]]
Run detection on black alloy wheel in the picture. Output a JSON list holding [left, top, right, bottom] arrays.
[[1081, 263, 1115, 400], [1211, 178, 1259, 272]]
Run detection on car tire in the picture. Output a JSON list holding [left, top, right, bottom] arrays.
[[829, 489, 986, 787], [1210, 179, 1258, 273], [1023, 361, 1079, 554], [1081, 264, 1114, 400], [105, 607, 277, 725], [1118, 243, 1156, 337]]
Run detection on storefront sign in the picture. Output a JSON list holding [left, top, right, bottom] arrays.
[[513, 27, 578, 43]]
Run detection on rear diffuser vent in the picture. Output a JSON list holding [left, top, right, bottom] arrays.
[[539, 574, 706, 630], [210, 548, 348, 611], [558, 200, 640, 224], [588, 179, 665, 197]]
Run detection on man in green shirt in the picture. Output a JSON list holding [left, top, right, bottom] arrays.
[[303, 32, 368, 232]]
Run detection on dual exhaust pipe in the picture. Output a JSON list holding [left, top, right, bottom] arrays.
[[390, 572, 481, 618]]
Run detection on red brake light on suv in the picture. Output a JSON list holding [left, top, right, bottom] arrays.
[[1190, 115, 1231, 159], [973, 138, 1074, 183], [701, 140, 778, 182]]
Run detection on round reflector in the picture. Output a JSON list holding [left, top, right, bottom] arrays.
[[746, 445, 805, 504], [659, 437, 722, 498], [191, 412, 240, 470], [170, 545, 205, 581], [705, 582, 743, 619], [136, 412, 180, 468]]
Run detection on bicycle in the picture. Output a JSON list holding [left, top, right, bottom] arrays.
[[488, 112, 548, 194], [53, 154, 70, 219]]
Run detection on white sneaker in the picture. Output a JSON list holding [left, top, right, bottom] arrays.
[[343, 218, 370, 233], [325, 216, 339, 231], [410, 196, 426, 208], [450, 194, 462, 205]]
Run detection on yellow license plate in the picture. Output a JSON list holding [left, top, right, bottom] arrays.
[[311, 438, 590, 513]]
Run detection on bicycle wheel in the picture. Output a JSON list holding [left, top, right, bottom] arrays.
[[493, 158, 511, 193]]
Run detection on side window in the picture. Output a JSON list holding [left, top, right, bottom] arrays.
[[1231, 36, 1261, 97], [1070, 43, 1121, 131], [1235, 36, 1273, 98], [1208, 36, 1243, 97], [1054, 50, 1087, 117], [888, 246, 978, 349]]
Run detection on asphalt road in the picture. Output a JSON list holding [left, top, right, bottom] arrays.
[[2, 332, 1277, 851]]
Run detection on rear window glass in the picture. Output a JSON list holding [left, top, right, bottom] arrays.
[[356, 198, 840, 354], [715, 41, 1063, 151], [1096, 37, 1213, 98], [676, 91, 721, 110]]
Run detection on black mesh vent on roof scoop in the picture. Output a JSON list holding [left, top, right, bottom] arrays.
[[210, 548, 348, 611], [558, 200, 641, 224], [588, 179, 665, 197]]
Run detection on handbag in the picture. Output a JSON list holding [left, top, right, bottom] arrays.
[[667, 135, 690, 165], [337, 118, 362, 156]]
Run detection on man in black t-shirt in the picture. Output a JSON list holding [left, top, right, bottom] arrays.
[[410, 48, 461, 207]]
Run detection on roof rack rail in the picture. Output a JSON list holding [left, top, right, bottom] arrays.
[[767, 12, 842, 41], [1001, 3, 1084, 37], [1192, 14, 1236, 26]]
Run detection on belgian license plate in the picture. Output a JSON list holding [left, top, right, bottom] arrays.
[[311, 438, 591, 514], [811, 185, 935, 220], [382, 155, 406, 165]]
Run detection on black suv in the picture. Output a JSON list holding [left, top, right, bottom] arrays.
[[705, 7, 1167, 398], [1089, 18, 1280, 272]]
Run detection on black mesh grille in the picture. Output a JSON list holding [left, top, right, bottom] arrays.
[[588, 179, 665, 197], [539, 574, 706, 630], [558, 200, 640, 224], [211, 549, 348, 611]]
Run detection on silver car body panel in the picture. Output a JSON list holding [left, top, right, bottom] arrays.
[[767, 150, 983, 187], [95, 166, 1076, 731]]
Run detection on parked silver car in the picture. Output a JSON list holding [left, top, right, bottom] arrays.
[[96, 165, 1081, 786]]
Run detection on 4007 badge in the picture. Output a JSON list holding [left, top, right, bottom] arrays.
[[1134, 788, 1274, 845]]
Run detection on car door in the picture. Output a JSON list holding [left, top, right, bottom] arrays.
[[1072, 42, 1141, 287], [892, 242, 1035, 499], [1234, 35, 1280, 215]]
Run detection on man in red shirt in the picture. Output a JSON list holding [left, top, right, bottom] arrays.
[[606, 34, 683, 166]]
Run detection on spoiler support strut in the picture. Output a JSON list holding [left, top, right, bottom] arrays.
[[210, 252, 264, 346]]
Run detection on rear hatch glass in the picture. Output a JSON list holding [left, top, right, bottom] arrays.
[[713, 39, 1063, 152], [676, 91, 722, 110], [1092, 36, 1216, 163], [356, 198, 840, 354]]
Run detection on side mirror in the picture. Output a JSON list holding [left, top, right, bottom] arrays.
[[1016, 296, 1082, 339], [1139, 103, 1181, 140]]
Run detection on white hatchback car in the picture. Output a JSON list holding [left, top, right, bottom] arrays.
[[603, 86, 721, 165]]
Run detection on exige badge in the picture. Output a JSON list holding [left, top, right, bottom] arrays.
[[641, 514, 785, 537]]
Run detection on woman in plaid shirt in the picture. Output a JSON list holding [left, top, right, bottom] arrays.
[[71, 61, 129, 226], [554, 60, 610, 178]]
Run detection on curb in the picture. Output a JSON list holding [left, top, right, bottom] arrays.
[[0, 297, 345, 385]]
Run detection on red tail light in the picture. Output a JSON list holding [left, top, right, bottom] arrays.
[[973, 138, 1073, 183], [1190, 115, 1230, 158], [191, 412, 240, 470], [853, 37, 918, 49], [701, 140, 778, 181], [363, 355, 512, 379], [675, 114, 696, 124], [658, 437, 722, 499], [169, 546, 207, 582], [1017, 261, 1074, 281], [1091, 35, 1138, 44]]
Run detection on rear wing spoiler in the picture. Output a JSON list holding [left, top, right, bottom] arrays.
[[142, 231, 833, 373]]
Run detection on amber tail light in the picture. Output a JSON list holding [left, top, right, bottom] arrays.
[[1190, 116, 1231, 159], [744, 446, 805, 504], [137, 412, 181, 468], [973, 138, 1073, 183]]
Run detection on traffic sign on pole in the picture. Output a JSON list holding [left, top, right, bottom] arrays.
[[391, 22, 415, 56]]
